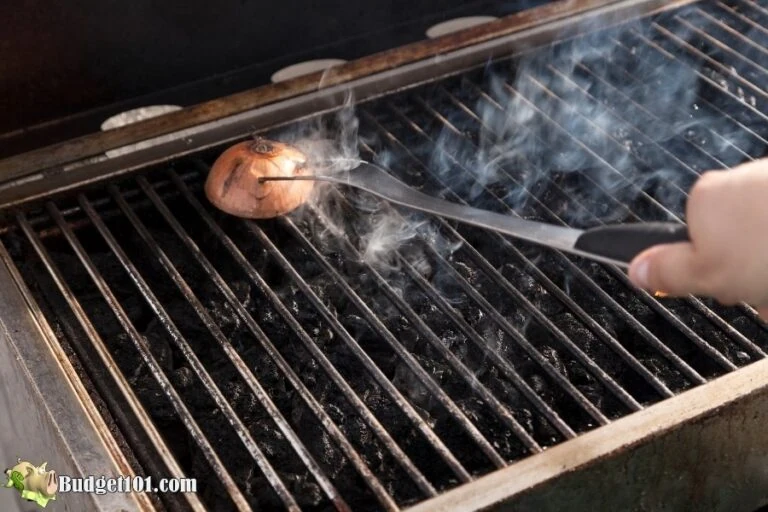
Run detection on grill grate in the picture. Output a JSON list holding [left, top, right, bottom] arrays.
[[4, 1, 768, 510]]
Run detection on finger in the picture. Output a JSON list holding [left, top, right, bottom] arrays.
[[756, 306, 768, 322], [628, 242, 703, 296]]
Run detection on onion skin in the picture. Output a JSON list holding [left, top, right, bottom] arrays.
[[204, 137, 315, 219]]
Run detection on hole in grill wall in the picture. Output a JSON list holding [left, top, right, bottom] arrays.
[[3, 2, 768, 510]]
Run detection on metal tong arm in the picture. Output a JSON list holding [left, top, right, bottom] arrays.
[[259, 163, 689, 267]]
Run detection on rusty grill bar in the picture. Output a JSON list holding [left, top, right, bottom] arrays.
[[2, 1, 768, 510]]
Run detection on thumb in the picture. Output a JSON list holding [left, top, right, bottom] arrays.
[[628, 242, 700, 297]]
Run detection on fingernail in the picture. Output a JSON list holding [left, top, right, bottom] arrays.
[[631, 258, 650, 289]]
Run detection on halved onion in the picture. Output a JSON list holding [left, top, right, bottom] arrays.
[[204, 137, 315, 219]]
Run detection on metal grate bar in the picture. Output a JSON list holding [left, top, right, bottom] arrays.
[[575, 31, 768, 329], [493, 84, 680, 223], [603, 34, 768, 158], [625, 29, 768, 127], [0, 171, 199, 237], [360, 110, 629, 420], [380, 102, 667, 406], [77, 192, 300, 510], [522, 73, 691, 201], [134, 175, 408, 509], [693, 7, 768, 63], [167, 171, 447, 498], [10, 4, 768, 510], [237, 217, 477, 481], [290, 203, 544, 453], [403, 241, 613, 423], [262, 215, 509, 467], [571, 63, 750, 169], [715, 2, 768, 42], [735, 0, 768, 18], [173, 183, 450, 502], [491, 78, 739, 371], [432, 75, 744, 382], [601, 29, 768, 325], [413, 93, 687, 393], [106, 183, 357, 509], [372, 95, 711, 385], [661, 16, 768, 101], [440, 81, 709, 386], [523, 62, 763, 361], [542, 66, 703, 181], [170, 164, 480, 484], [496, 78, 680, 221], [396, 252, 580, 437], [679, 3, 768, 93], [358, 118, 620, 421], [541, 52, 767, 359], [436, 81, 706, 384], [17, 209, 237, 511]]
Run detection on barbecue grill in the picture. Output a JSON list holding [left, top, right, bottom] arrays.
[[2, 0, 768, 510]]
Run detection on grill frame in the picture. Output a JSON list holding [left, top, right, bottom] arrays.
[[406, 358, 768, 511], [0, 241, 156, 511], [0, 0, 691, 208], [1, 0, 768, 511]]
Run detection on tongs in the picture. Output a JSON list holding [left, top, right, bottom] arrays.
[[259, 162, 689, 268]]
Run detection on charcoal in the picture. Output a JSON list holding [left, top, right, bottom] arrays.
[[309, 276, 342, 313], [499, 263, 564, 317], [539, 345, 568, 379], [359, 385, 394, 421], [391, 321, 420, 352], [189, 449, 242, 511], [205, 300, 243, 337], [393, 364, 432, 411], [135, 381, 178, 421], [47, 252, 117, 296], [414, 302, 446, 331], [109, 332, 173, 377], [528, 374, 554, 404], [282, 473, 324, 508], [341, 314, 374, 342], [461, 305, 485, 327], [143, 302, 222, 365], [145, 331, 174, 370], [730, 315, 768, 344], [452, 260, 480, 287], [130, 229, 207, 286], [14, 8, 768, 508], [171, 366, 195, 389], [83, 294, 150, 337], [254, 305, 290, 340], [3, 231, 27, 259], [592, 310, 619, 340], [224, 379, 264, 424]]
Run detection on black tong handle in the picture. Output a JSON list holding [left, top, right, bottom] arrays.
[[574, 223, 690, 264]]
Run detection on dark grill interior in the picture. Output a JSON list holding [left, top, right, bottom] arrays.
[[3, 1, 768, 510]]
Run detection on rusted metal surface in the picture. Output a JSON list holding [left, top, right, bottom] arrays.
[[405, 357, 768, 512], [0, 0, 692, 185]]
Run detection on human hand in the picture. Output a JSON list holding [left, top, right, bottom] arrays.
[[628, 159, 768, 319]]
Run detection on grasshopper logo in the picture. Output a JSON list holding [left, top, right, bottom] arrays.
[[4, 459, 57, 508]]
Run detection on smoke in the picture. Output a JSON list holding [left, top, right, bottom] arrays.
[[271, 4, 767, 282], [428, 5, 765, 228], [270, 92, 460, 281], [276, 92, 363, 175]]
